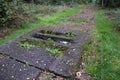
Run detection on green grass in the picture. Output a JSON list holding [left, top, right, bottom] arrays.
[[40, 5, 85, 26], [0, 5, 85, 45], [46, 48, 62, 56], [19, 42, 35, 50], [83, 10, 120, 80], [65, 33, 76, 38]]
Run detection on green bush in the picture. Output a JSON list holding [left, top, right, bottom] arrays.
[[0, 0, 25, 28], [0, 0, 61, 28], [0, 0, 7, 27]]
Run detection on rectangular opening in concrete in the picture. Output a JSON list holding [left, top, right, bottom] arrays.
[[32, 33, 73, 45], [39, 30, 76, 38], [20, 39, 68, 58]]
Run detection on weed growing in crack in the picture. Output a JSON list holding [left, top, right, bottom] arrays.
[[19, 42, 34, 50], [25, 61, 30, 66], [65, 33, 75, 38], [47, 38, 54, 43], [46, 48, 62, 57]]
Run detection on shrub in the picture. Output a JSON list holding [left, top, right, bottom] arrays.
[[0, 0, 68, 28], [1, 0, 84, 28], [0, 0, 25, 28], [0, 0, 7, 27]]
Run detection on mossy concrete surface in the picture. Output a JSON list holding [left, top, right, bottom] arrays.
[[0, 26, 90, 79]]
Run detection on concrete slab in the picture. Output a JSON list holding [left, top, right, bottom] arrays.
[[0, 42, 56, 70], [0, 58, 40, 80], [0, 27, 91, 78]]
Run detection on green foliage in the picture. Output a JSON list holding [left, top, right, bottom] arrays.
[[41, 6, 85, 26], [0, 0, 64, 28], [46, 48, 62, 56], [0, 0, 87, 27], [47, 38, 54, 43], [0, 0, 26, 28], [83, 10, 120, 80], [65, 33, 75, 38], [0, 0, 7, 26], [19, 42, 35, 50]]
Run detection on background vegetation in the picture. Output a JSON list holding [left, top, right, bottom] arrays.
[[0, 0, 89, 28], [1, 0, 119, 28]]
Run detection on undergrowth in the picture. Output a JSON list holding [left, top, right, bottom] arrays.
[[46, 48, 62, 56], [0, 1, 68, 28], [82, 10, 120, 80]]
